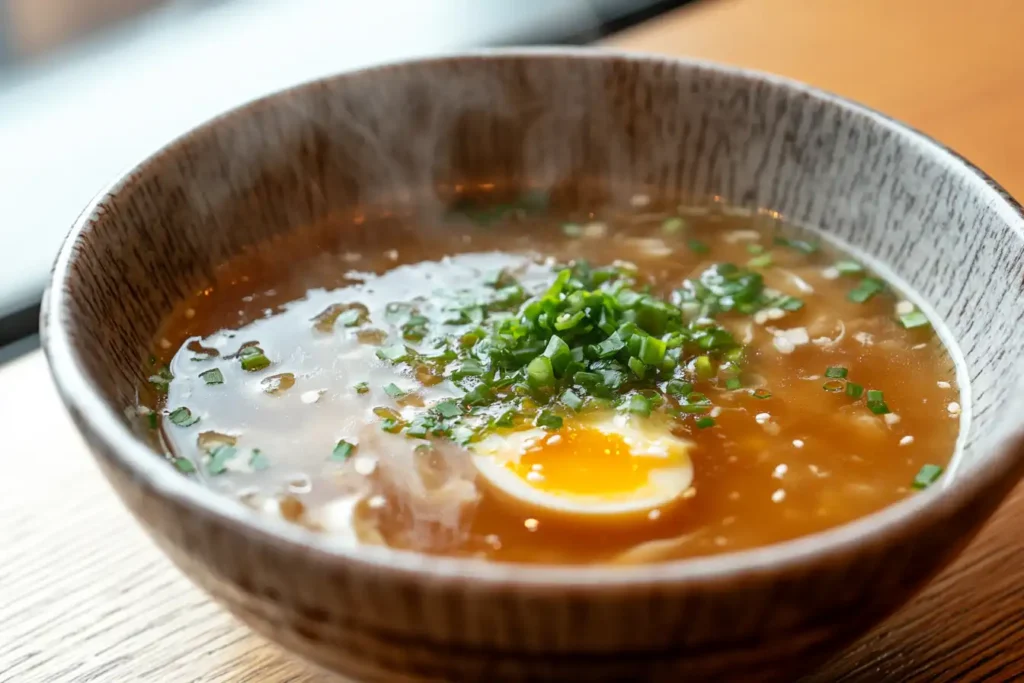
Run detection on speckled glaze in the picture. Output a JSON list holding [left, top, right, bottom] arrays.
[[42, 50, 1024, 682]]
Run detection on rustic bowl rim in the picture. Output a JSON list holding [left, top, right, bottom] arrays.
[[42, 47, 1024, 590]]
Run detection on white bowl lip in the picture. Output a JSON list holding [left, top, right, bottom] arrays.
[[42, 47, 1024, 592]]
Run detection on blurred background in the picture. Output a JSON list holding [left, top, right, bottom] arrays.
[[0, 0, 693, 358]]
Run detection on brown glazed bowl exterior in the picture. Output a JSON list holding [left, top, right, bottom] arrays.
[[42, 49, 1024, 682]]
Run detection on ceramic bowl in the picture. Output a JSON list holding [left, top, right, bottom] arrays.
[[42, 49, 1024, 682]]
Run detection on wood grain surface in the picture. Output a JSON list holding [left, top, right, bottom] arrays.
[[3, 0, 1024, 680]]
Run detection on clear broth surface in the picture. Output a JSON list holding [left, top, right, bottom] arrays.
[[144, 198, 961, 565]]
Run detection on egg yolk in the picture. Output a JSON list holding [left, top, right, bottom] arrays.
[[506, 426, 667, 498]]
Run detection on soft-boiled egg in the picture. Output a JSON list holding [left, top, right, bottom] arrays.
[[471, 413, 694, 522]]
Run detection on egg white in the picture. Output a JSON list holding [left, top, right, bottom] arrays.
[[471, 413, 694, 522]]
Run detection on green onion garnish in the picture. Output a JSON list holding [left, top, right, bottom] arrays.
[[338, 309, 364, 327], [665, 380, 693, 397], [746, 244, 765, 255], [912, 464, 943, 489], [562, 223, 583, 237], [207, 445, 238, 475], [535, 410, 563, 431], [845, 382, 864, 399], [383, 383, 406, 399], [899, 311, 930, 329], [687, 239, 710, 254], [199, 368, 224, 385], [527, 356, 555, 389], [822, 380, 845, 393], [694, 355, 714, 380], [866, 390, 884, 403], [695, 416, 716, 429], [747, 253, 773, 269], [833, 260, 863, 275], [168, 407, 199, 427], [775, 295, 804, 311], [847, 277, 885, 303], [433, 400, 462, 418], [825, 366, 848, 379], [376, 344, 409, 363], [354, 381, 370, 394], [148, 367, 173, 392], [725, 377, 742, 390], [240, 352, 271, 372], [627, 356, 646, 379], [868, 401, 890, 415], [751, 388, 772, 399], [628, 394, 652, 417], [249, 449, 270, 471], [332, 440, 356, 461], [774, 236, 818, 254], [173, 458, 196, 474], [561, 389, 584, 412]]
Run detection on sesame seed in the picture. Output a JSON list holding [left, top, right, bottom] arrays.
[[948, 402, 961, 415], [526, 471, 544, 482], [754, 310, 769, 325], [771, 489, 786, 503], [899, 436, 915, 446], [184, 308, 196, 319], [821, 266, 840, 280], [766, 307, 786, 320], [524, 518, 539, 531], [937, 381, 951, 389], [792, 439, 804, 448], [710, 406, 723, 418], [884, 413, 901, 425], [630, 193, 651, 208], [755, 412, 771, 424], [773, 464, 788, 478], [583, 222, 607, 238], [385, 249, 399, 261], [647, 509, 661, 521], [773, 336, 796, 354]]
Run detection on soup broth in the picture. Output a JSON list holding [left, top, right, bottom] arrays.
[[142, 197, 961, 565]]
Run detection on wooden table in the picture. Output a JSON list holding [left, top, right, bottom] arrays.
[[3, 0, 1023, 680]]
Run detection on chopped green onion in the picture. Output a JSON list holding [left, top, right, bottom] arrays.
[[834, 260, 864, 275], [527, 356, 555, 389], [168, 407, 200, 427], [248, 449, 270, 471], [173, 458, 196, 474], [561, 389, 584, 412], [433, 400, 462, 418], [562, 222, 583, 237], [747, 253, 773, 269], [376, 344, 409, 363], [774, 236, 818, 254], [383, 383, 406, 399], [628, 394, 652, 417], [662, 217, 685, 234], [638, 336, 667, 366], [775, 295, 804, 312], [848, 278, 885, 303], [207, 445, 238, 475], [822, 380, 845, 393], [146, 412, 159, 430], [912, 464, 943, 490], [694, 355, 714, 380], [627, 356, 647, 380], [751, 388, 772, 399], [332, 440, 356, 461], [675, 404, 710, 414], [868, 401, 890, 415], [723, 377, 741, 391], [199, 368, 224, 385], [746, 244, 765, 255], [354, 381, 370, 394], [825, 366, 848, 379], [845, 382, 864, 399], [665, 380, 692, 397], [899, 311, 930, 329], [240, 352, 271, 372], [687, 239, 710, 254], [867, 390, 885, 403], [462, 384, 495, 406], [695, 416, 716, 429], [493, 409, 516, 428], [542, 335, 572, 375], [535, 410, 563, 431]]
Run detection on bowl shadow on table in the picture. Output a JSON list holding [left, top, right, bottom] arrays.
[[43, 51, 1024, 681]]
